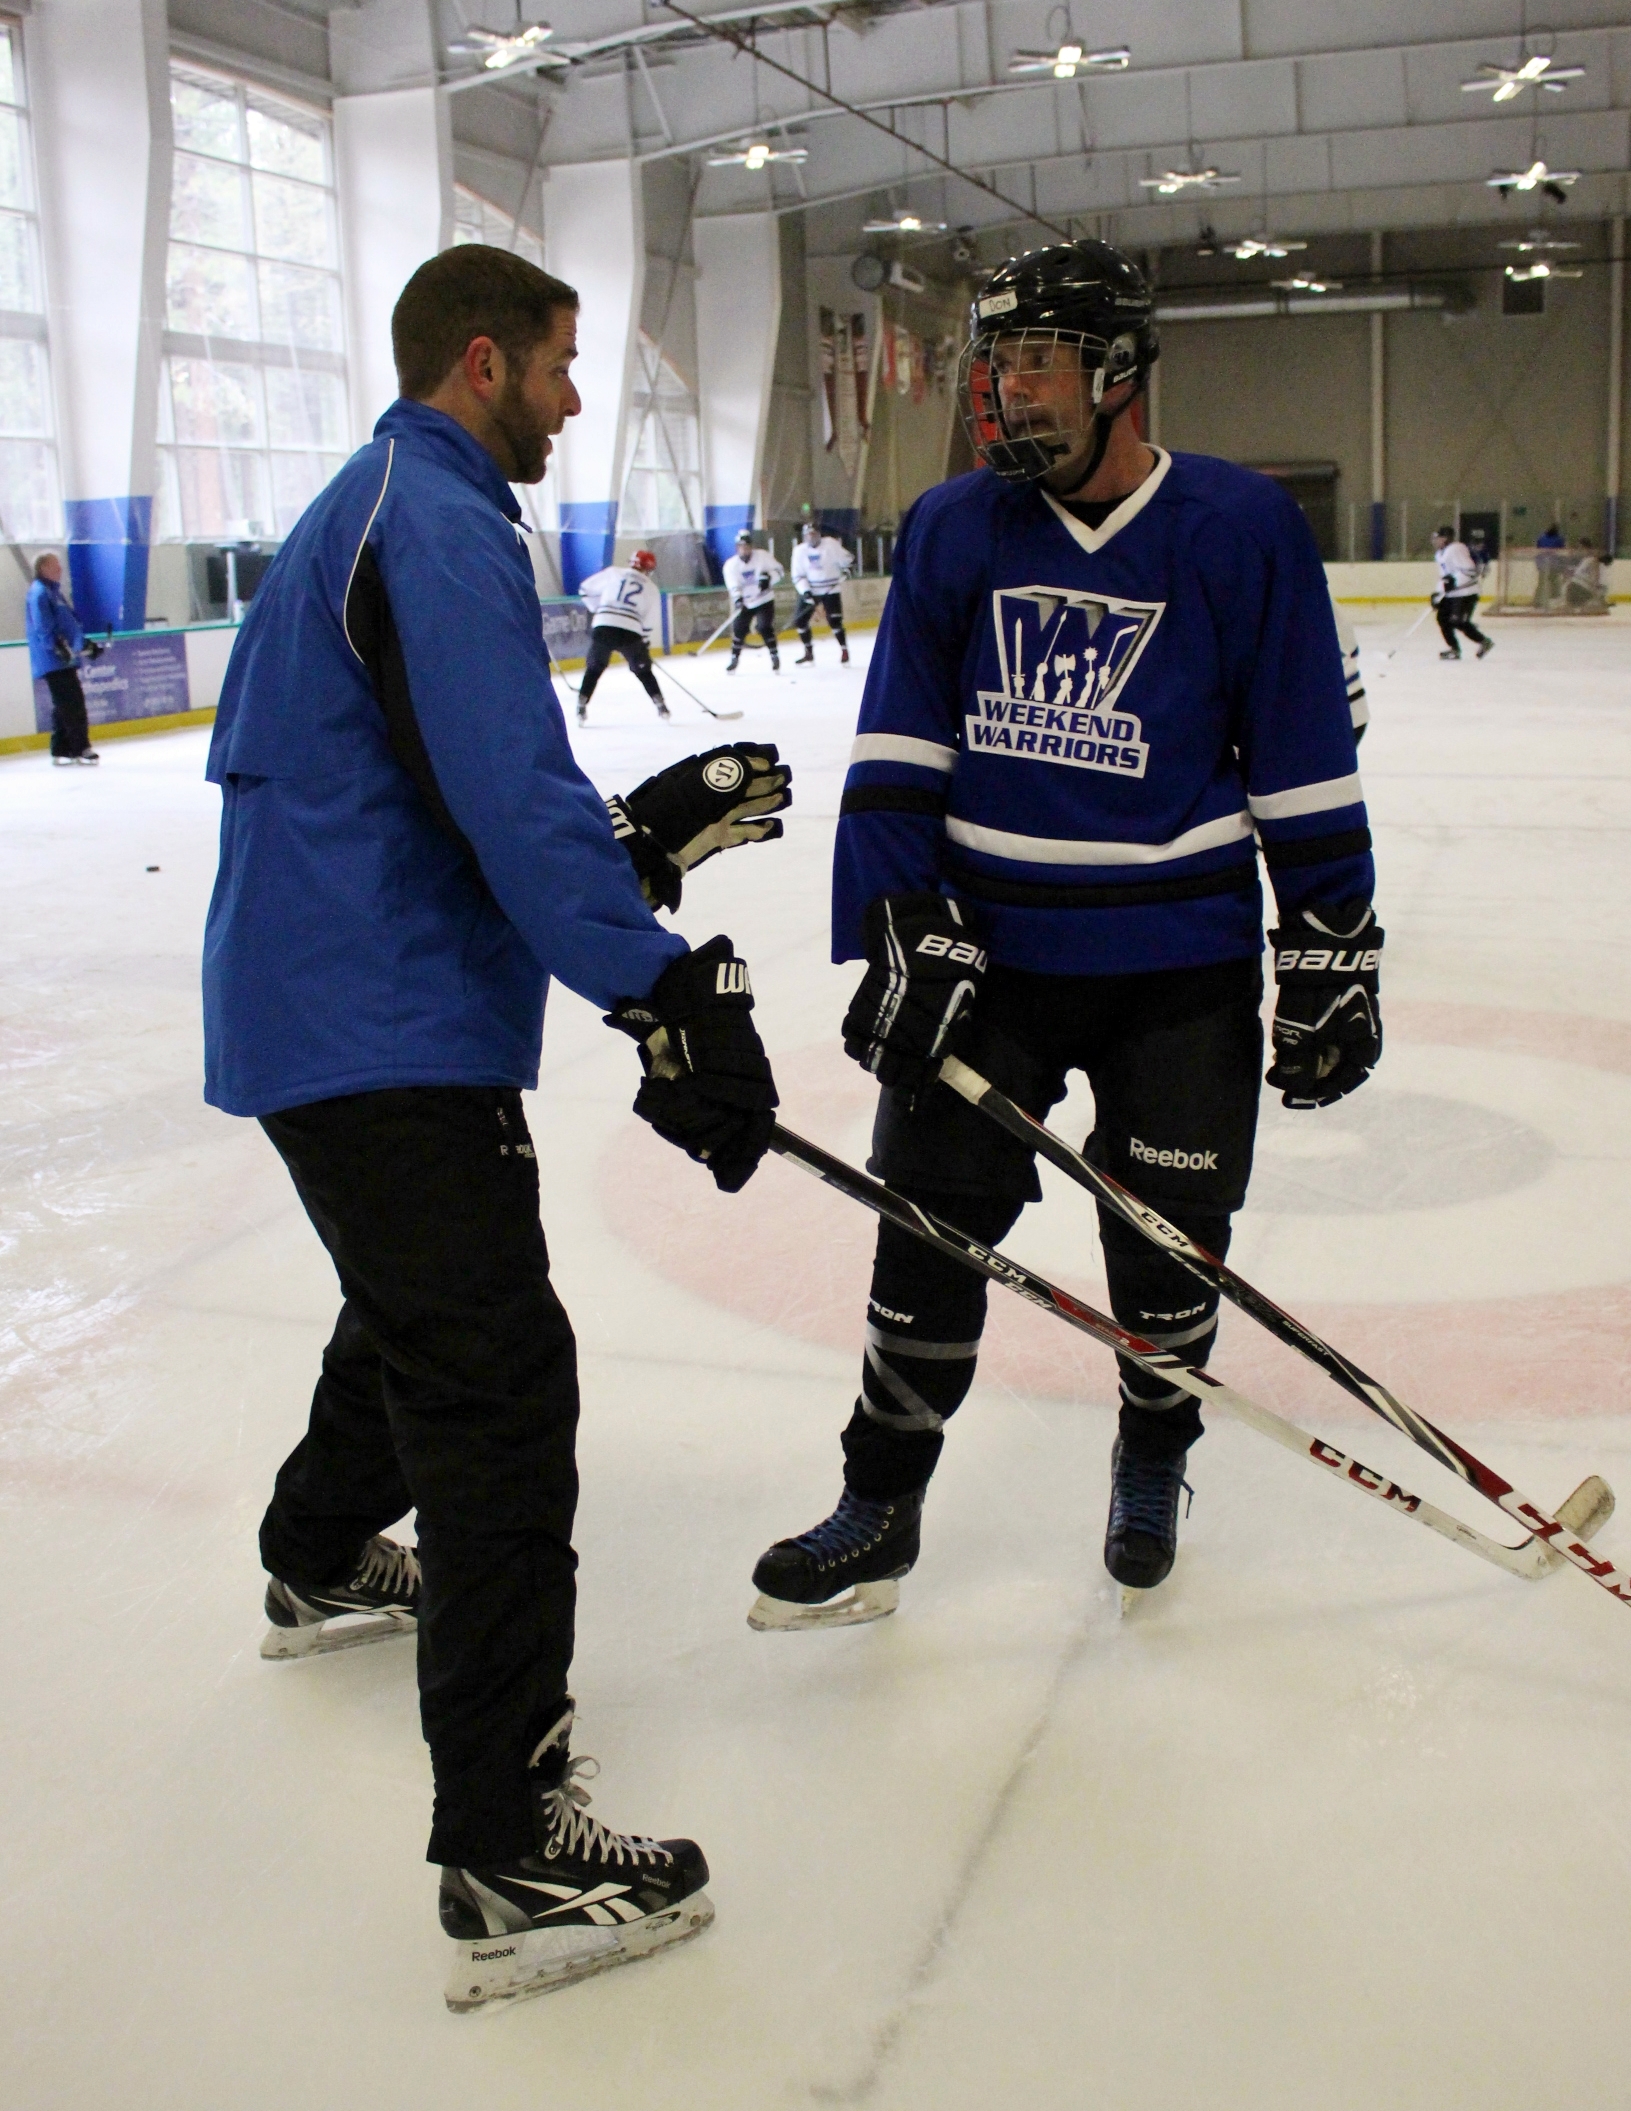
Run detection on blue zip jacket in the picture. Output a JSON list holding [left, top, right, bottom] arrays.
[[834, 452, 1372, 976], [26, 575, 85, 678], [203, 398, 687, 1118]]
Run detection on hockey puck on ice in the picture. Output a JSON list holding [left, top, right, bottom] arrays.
[[145, 864, 159, 871]]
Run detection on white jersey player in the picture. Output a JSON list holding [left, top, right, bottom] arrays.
[[790, 522, 853, 664], [1430, 526, 1494, 661], [574, 549, 670, 722], [1329, 591, 1368, 742], [722, 530, 785, 672]]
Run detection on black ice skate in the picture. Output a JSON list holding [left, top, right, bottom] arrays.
[[260, 1533, 420, 1659], [840, 646, 850, 664], [748, 1486, 924, 1631], [440, 1705, 713, 2011], [575, 699, 587, 724], [1476, 637, 1495, 659], [1104, 1438, 1192, 1612], [796, 644, 814, 664]]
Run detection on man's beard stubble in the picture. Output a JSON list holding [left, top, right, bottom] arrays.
[[491, 372, 550, 484]]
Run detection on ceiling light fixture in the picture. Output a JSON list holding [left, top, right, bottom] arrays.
[[1225, 233, 1308, 260], [1007, 42, 1129, 81], [1462, 53, 1584, 101], [1138, 166, 1241, 196], [1273, 274, 1341, 293], [707, 138, 809, 171], [1505, 260, 1583, 281], [862, 212, 949, 235], [1488, 159, 1580, 202], [448, 21, 566, 71], [1499, 228, 1582, 253]]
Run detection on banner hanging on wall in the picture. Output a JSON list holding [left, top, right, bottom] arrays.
[[33, 632, 190, 733]]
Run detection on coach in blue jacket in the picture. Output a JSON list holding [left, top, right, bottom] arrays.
[[203, 244, 783, 2003], [26, 552, 101, 764]]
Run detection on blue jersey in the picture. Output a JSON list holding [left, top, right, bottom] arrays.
[[203, 399, 685, 1119], [833, 450, 1372, 976]]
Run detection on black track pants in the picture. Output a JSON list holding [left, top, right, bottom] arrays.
[[45, 667, 90, 757], [840, 957, 1263, 1499], [793, 590, 846, 646], [1435, 591, 1489, 652], [730, 601, 779, 658], [578, 622, 664, 706], [258, 1086, 580, 1867]]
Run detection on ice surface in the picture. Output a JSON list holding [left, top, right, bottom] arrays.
[[3, 616, 1631, 2108]]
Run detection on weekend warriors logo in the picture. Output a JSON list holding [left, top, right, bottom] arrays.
[[969, 585, 1164, 776]]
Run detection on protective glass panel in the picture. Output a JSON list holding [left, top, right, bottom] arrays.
[[0, 438, 60, 540], [0, 28, 18, 110], [169, 359, 263, 447], [174, 445, 270, 538], [257, 260, 341, 351], [265, 366, 346, 450], [0, 209, 37, 311], [252, 172, 332, 266], [0, 339, 51, 436], [0, 109, 27, 211], [172, 74, 241, 161], [246, 97, 324, 182], [167, 245, 257, 338], [171, 151, 248, 251]]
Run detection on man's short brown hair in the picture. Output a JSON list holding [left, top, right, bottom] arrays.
[[392, 244, 578, 400]]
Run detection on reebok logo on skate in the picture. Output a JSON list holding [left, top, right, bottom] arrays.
[[471, 1943, 517, 1962], [1130, 1136, 1217, 1171]]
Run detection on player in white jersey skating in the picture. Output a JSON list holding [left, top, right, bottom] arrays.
[[790, 520, 853, 663], [722, 529, 784, 671], [575, 548, 668, 722], [1431, 527, 1494, 660]]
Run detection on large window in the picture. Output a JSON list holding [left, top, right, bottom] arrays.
[[157, 65, 349, 541], [452, 184, 543, 268], [0, 19, 60, 542]]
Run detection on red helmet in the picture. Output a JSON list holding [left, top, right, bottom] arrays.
[[631, 549, 658, 573]]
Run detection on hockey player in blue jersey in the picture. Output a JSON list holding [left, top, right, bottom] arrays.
[[749, 239, 1383, 1629]]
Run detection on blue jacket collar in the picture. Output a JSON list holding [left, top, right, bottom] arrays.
[[373, 398, 524, 522]]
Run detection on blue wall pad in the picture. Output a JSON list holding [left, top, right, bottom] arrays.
[[704, 503, 754, 579], [65, 496, 152, 634], [559, 500, 618, 596]]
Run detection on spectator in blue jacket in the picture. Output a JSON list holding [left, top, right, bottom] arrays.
[[26, 552, 103, 765], [202, 244, 786, 2009]]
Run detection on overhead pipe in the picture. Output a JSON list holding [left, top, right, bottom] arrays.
[[1154, 283, 1473, 322]]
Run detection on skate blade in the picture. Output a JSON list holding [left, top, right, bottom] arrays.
[[259, 1609, 416, 1660], [1534, 1475, 1616, 1571], [444, 1893, 715, 2012], [747, 1578, 901, 1631]]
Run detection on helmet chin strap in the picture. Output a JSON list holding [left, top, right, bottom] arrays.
[[1048, 371, 1136, 497]]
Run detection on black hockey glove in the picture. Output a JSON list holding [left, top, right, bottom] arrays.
[[606, 744, 793, 914], [841, 892, 986, 1097], [605, 934, 779, 1193], [1265, 901, 1384, 1110]]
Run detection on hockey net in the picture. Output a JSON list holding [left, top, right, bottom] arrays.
[[1488, 545, 1613, 616]]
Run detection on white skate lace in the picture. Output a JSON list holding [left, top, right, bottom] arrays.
[[350, 1536, 420, 1602], [541, 1758, 670, 1869]]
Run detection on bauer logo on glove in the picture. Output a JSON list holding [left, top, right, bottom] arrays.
[[842, 892, 987, 1098], [1265, 901, 1384, 1110]]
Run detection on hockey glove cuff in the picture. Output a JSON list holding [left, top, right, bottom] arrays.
[[841, 892, 987, 1097], [1265, 901, 1384, 1109], [607, 745, 793, 914], [605, 934, 779, 1193]]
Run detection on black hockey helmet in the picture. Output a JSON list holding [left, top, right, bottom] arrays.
[[959, 239, 1159, 485]]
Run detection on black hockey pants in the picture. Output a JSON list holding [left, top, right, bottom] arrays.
[[258, 1086, 579, 1867], [793, 590, 846, 646], [578, 621, 665, 707], [1435, 591, 1489, 652], [841, 957, 1264, 1501], [730, 600, 779, 659], [44, 667, 90, 757]]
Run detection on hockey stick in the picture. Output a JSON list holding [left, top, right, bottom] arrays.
[[1379, 602, 1437, 662], [693, 611, 736, 657], [767, 1122, 1612, 1585], [936, 1058, 1622, 1597], [655, 659, 742, 722]]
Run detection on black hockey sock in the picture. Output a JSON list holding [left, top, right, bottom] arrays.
[[1100, 1208, 1231, 1456], [577, 670, 600, 703], [841, 1193, 1021, 1499]]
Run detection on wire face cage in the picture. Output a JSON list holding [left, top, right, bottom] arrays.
[[958, 326, 1138, 484]]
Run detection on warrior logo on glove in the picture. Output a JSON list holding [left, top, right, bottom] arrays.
[[606, 743, 792, 914]]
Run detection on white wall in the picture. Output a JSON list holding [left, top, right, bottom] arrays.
[[334, 87, 453, 439], [543, 159, 645, 517], [694, 213, 781, 526]]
